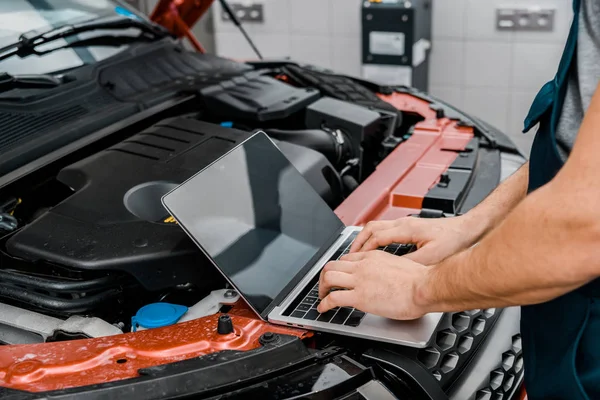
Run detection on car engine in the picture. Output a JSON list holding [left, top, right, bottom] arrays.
[[0, 61, 408, 338]]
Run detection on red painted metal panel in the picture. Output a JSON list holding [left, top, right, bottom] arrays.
[[335, 93, 474, 226], [0, 303, 309, 392]]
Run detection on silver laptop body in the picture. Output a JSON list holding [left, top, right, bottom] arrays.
[[162, 131, 443, 348]]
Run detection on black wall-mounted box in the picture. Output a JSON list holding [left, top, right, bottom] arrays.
[[361, 0, 432, 91]]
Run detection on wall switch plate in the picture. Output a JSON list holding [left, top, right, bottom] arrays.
[[222, 3, 264, 23], [496, 8, 555, 31]]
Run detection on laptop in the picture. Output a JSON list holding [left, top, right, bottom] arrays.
[[161, 131, 443, 348]]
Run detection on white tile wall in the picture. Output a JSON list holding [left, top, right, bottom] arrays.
[[331, 35, 362, 77], [508, 90, 540, 155], [464, 87, 510, 133], [290, 0, 331, 35], [291, 35, 333, 69], [331, 0, 361, 35], [511, 42, 564, 90], [432, 0, 466, 39], [168, 0, 572, 155], [513, 0, 572, 44], [429, 39, 464, 87], [215, 32, 261, 60], [464, 41, 513, 88], [216, 0, 292, 35], [446, 0, 571, 155], [464, 0, 514, 43], [429, 85, 464, 109]]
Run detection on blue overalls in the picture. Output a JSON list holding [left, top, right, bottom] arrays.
[[522, 0, 600, 398]]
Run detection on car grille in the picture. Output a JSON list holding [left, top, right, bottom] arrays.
[[474, 334, 524, 400], [416, 308, 501, 388]]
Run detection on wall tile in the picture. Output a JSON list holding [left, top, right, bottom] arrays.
[[511, 134, 535, 157], [508, 90, 538, 136], [511, 42, 564, 90], [432, 0, 466, 39], [291, 35, 333, 69], [254, 33, 292, 59], [429, 86, 464, 109], [464, 41, 511, 88], [213, 0, 292, 35], [464, 88, 510, 133], [215, 32, 290, 60], [190, 13, 216, 53], [331, 0, 361, 35], [142, 0, 155, 14], [290, 0, 331, 35], [214, 32, 250, 59], [465, 0, 513, 42], [513, 0, 573, 44], [331, 34, 362, 77], [429, 39, 464, 86], [211, 1, 238, 34]]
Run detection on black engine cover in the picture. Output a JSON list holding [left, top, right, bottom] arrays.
[[6, 118, 338, 291]]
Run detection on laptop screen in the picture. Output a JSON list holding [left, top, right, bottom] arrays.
[[162, 132, 345, 315]]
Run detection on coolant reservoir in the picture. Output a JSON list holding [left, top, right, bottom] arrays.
[[131, 289, 240, 332], [131, 303, 188, 332]]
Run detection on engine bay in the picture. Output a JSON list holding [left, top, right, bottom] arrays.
[[0, 49, 527, 399], [0, 62, 415, 340]]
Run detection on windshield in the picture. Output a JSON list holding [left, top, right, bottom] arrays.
[[0, 0, 148, 75]]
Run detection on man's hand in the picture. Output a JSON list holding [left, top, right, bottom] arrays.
[[390, 85, 600, 315], [317, 250, 430, 320], [349, 216, 480, 266], [348, 160, 531, 265]]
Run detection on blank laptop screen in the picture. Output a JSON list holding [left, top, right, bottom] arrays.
[[163, 133, 344, 314]]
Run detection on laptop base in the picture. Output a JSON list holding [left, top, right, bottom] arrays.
[[269, 227, 443, 349]]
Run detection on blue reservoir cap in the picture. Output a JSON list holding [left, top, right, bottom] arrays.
[[220, 121, 233, 128], [132, 303, 188, 331], [114, 6, 141, 20]]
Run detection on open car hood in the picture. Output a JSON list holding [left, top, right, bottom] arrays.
[[149, 0, 215, 51]]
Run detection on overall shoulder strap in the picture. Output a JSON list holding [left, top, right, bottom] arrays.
[[550, 0, 582, 128], [523, 0, 581, 132]]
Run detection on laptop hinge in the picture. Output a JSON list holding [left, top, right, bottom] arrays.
[[260, 226, 346, 319]]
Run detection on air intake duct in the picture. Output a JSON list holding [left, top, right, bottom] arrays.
[[264, 128, 352, 167]]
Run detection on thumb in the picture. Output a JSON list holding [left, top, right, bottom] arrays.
[[402, 245, 444, 266], [359, 227, 402, 252], [360, 220, 419, 252]]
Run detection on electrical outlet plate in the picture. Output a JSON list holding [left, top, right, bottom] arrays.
[[497, 8, 555, 31], [222, 3, 264, 23]]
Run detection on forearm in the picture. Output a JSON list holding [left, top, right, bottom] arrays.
[[459, 161, 529, 243], [417, 84, 600, 312], [417, 179, 600, 312]]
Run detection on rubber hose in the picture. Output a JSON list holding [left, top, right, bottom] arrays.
[[265, 129, 346, 165], [0, 270, 120, 293], [0, 285, 122, 313], [342, 175, 359, 193]]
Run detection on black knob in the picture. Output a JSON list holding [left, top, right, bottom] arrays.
[[438, 174, 451, 188], [380, 86, 394, 95], [259, 332, 278, 345], [217, 314, 234, 334], [435, 108, 445, 119]]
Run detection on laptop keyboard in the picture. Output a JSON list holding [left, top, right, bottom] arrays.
[[288, 235, 416, 327]]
